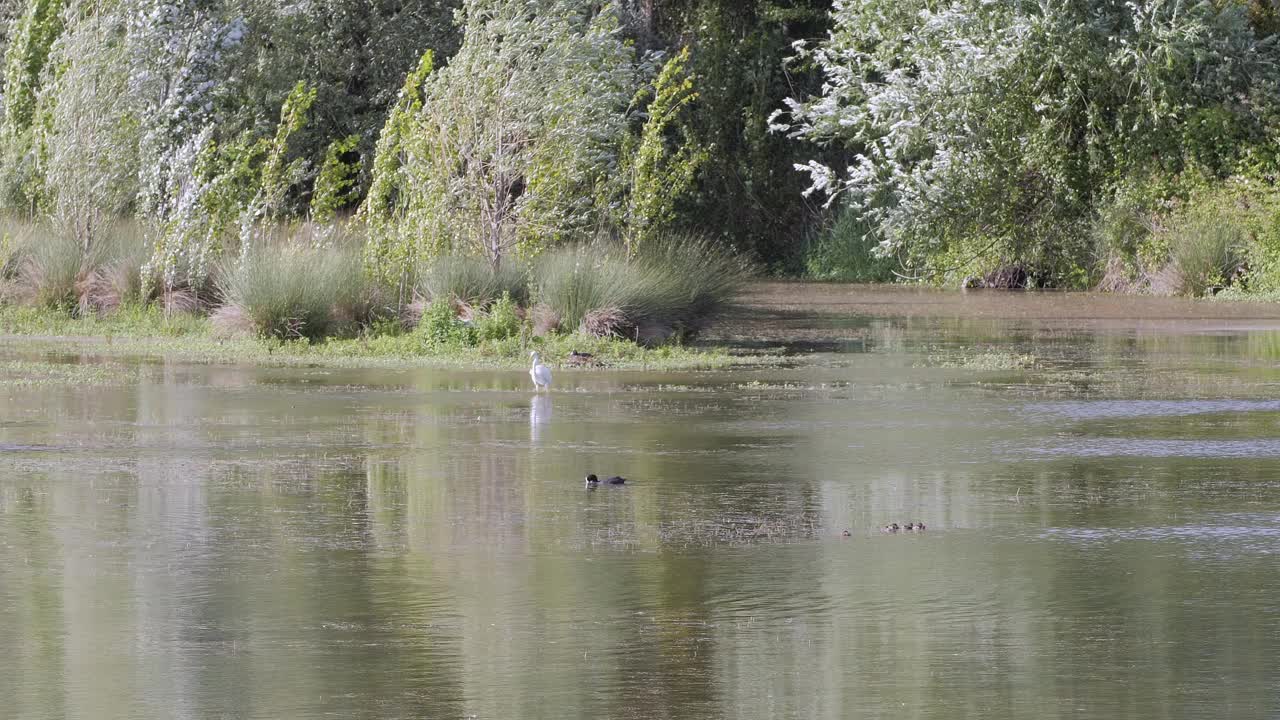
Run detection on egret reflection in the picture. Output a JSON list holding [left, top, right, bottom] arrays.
[[530, 393, 552, 444]]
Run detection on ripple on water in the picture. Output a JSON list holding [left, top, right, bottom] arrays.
[[1025, 437, 1280, 459], [1041, 516, 1280, 557], [1027, 399, 1280, 420]]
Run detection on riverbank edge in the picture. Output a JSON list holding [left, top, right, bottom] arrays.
[[0, 305, 776, 371]]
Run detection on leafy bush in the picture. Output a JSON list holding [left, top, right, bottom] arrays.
[[417, 255, 529, 307], [475, 291, 522, 341], [215, 242, 371, 340], [416, 297, 477, 348], [778, 0, 1271, 284], [1092, 175, 1256, 296]]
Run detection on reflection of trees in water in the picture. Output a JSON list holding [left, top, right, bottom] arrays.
[[8, 343, 1280, 717], [0, 485, 68, 718]]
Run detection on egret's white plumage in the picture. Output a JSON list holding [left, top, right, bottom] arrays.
[[529, 351, 552, 391]]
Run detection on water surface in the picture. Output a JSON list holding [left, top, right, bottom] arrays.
[[3, 287, 1280, 719]]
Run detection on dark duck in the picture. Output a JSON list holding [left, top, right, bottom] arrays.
[[585, 474, 626, 487]]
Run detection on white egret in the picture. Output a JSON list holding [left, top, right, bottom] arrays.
[[529, 351, 552, 392]]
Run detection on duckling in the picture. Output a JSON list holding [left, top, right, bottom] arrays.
[[881, 523, 900, 533], [584, 474, 626, 487]]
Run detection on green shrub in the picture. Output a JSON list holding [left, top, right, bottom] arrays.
[[416, 297, 477, 348], [475, 291, 522, 341], [216, 242, 371, 340], [417, 255, 529, 307]]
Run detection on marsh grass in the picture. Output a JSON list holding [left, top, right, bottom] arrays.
[[418, 255, 530, 307], [215, 241, 377, 340], [1161, 213, 1245, 296], [803, 210, 897, 282], [535, 236, 751, 342], [0, 216, 157, 313]]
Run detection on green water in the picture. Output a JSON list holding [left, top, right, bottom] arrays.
[[2, 293, 1280, 719]]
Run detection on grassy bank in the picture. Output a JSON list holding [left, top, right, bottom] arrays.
[[0, 303, 748, 370]]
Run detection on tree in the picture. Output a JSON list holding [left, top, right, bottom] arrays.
[[0, 0, 64, 211], [775, 0, 1276, 282], [628, 0, 837, 265], [619, 46, 707, 254], [228, 0, 460, 214], [366, 0, 636, 274]]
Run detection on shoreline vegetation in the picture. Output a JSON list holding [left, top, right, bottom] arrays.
[[6, 0, 1280, 369], [8, 281, 1280, 376], [0, 303, 748, 371]]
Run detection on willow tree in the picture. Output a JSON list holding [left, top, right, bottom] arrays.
[[0, 0, 64, 211], [775, 0, 1276, 283], [364, 0, 635, 275], [41, 1, 139, 247]]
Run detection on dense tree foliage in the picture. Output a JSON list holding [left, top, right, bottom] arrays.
[[364, 0, 635, 273], [8, 0, 1280, 295]]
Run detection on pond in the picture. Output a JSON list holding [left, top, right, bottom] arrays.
[[3, 285, 1280, 719]]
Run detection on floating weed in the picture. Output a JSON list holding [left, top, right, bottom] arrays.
[[927, 348, 1038, 370], [0, 359, 135, 387]]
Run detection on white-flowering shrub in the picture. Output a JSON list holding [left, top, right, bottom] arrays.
[[775, 0, 1274, 281]]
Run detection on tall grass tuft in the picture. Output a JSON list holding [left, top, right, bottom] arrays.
[[418, 255, 530, 308], [803, 209, 897, 282], [1161, 212, 1245, 296], [79, 219, 155, 314], [215, 242, 375, 340], [535, 235, 751, 343], [0, 217, 158, 313]]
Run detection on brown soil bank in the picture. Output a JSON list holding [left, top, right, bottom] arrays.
[[707, 282, 1280, 347]]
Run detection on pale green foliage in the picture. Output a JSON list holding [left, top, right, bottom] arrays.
[[369, 0, 635, 276], [128, 0, 247, 220], [310, 134, 361, 223], [475, 291, 521, 340], [41, 3, 139, 247], [620, 46, 707, 254], [0, 0, 63, 210], [362, 49, 434, 281], [776, 0, 1274, 283], [144, 82, 315, 290]]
